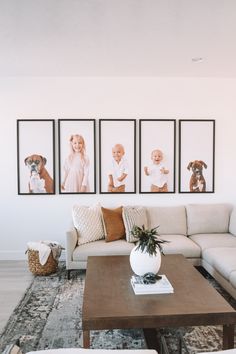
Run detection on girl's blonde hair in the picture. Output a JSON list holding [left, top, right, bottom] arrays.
[[69, 134, 86, 161]]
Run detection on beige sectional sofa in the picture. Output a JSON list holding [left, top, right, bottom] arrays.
[[66, 203, 236, 299]]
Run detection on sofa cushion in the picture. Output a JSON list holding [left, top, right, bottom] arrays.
[[73, 239, 134, 262], [186, 203, 232, 235], [122, 206, 148, 242], [229, 206, 236, 236], [101, 206, 125, 242], [189, 233, 236, 251], [72, 204, 104, 245], [202, 247, 236, 280], [147, 206, 187, 235], [158, 234, 201, 258]]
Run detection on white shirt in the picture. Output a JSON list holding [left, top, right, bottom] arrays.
[[146, 163, 168, 187], [109, 157, 129, 187]]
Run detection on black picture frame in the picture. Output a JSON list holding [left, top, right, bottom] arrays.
[[58, 119, 96, 194], [139, 119, 176, 193], [17, 119, 55, 195], [99, 119, 136, 194], [179, 119, 215, 193]]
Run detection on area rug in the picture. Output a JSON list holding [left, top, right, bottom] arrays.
[[0, 263, 236, 354]]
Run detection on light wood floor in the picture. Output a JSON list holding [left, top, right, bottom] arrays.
[[0, 261, 33, 333]]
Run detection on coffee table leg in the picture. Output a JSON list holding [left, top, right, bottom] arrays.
[[143, 328, 160, 351], [223, 324, 234, 349], [83, 330, 90, 348]]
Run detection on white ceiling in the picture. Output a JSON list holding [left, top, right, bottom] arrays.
[[1, 0, 236, 77]]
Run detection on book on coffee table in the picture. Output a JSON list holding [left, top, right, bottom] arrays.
[[130, 274, 174, 295]]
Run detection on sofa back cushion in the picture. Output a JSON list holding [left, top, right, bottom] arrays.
[[147, 206, 187, 235], [186, 203, 232, 236]]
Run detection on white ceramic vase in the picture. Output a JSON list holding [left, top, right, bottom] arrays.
[[129, 244, 162, 276]]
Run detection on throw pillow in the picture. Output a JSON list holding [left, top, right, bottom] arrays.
[[101, 206, 126, 242], [72, 204, 104, 245], [122, 206, 148, 242]]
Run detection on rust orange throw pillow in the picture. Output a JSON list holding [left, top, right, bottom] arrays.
[[101, 206, 126, 242]]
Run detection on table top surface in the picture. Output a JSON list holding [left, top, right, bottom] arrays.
[[82, 254, 236, 330]]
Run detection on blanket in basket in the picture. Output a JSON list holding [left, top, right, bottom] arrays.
[[27, 241, 63, 265]]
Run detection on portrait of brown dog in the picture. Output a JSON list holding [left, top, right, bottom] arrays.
[[187, 160, 207, 192], [24, 154, 54, 193]]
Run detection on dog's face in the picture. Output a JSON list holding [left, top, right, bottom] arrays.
[[24, 154, 47, 175], [187, 160, 207, 176]]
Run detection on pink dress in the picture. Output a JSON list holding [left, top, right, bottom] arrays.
[[64, 154, 90, 192]]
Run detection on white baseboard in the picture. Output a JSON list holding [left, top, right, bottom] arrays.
[[0, 251, 27, 260], [0, 250, 66, 261]]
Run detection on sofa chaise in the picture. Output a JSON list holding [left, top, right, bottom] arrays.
[[66, 203, 236, 299]]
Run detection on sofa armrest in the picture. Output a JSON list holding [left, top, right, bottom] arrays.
[[66, 228, 78, 264], [229, 207, 236, 236]]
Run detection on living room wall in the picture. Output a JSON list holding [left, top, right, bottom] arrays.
[[1, 76, 236, 260]]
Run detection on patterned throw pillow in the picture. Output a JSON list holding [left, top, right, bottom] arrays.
[[101, 206, 126, 242], [72, 204, 104, 245], [122, 206, 148, 242]]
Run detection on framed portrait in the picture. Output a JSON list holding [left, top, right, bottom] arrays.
[[17, 119, 55, 195], [139, 119, 176, 193], [58, 119, 96, 194], [179, 119, 215, 193], [99, 119, 136, 194]]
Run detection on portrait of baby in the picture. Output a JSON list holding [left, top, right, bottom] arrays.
[[99, 119, 136, 193], [140, 119, 175, 193], [144, 149, 169, 192]]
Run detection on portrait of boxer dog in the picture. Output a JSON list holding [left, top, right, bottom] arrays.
[[24, 154, 54, 194], [187, 160, 207, 192]]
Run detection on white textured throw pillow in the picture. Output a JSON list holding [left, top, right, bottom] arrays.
[[72, 204, 104, 245], [122, 206, 148, 242]]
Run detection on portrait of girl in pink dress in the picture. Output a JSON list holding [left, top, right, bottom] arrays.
[[61, 134, 90, 193]]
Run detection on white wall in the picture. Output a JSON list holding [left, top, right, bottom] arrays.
[[1, 76, 236, 260]]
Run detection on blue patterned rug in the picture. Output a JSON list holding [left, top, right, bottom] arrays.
[[0, 263, 235, 354]]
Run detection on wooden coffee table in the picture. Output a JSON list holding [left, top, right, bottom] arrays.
[[82, 254, 236, 350]]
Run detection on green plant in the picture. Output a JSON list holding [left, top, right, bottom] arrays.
[[130, 225, 168, 256]]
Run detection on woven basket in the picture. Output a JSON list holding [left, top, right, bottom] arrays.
[[27, 249, 58, 275]]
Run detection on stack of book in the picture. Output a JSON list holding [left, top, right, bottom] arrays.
[[130, 274, 174, 295]]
